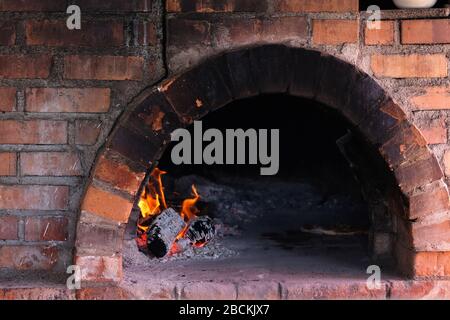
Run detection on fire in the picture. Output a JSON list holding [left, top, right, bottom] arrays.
[[181, 185, 200, 221], [137, 167, 201, 245], [176, 185, 201, 240], [152, 167, 167, 210], [137, 168, 168, 232], [137, 191, 159, 232]]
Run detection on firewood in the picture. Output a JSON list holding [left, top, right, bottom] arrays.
[[170, 238, 191, 255], [146, 207, 186, 258], [185, 216, 215, 246]]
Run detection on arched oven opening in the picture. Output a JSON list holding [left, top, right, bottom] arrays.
[[122, 94, 400, 291]]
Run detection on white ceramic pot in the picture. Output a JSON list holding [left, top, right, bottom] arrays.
[[393, 0, 438, 8]]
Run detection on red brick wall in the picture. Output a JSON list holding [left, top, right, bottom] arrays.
[[0, 0, 161, 272], [0, 0, 449, 279]]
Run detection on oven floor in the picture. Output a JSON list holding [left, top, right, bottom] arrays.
[[0, 237, 447, 300], [121, 233, 398, 299]]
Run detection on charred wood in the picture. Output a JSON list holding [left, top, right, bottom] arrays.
[[146, 207, 186, 258]]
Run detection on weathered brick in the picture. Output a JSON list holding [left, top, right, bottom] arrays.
[[81, 186, 133, 223], [411, 220, 450, 251], [0, 185, 69, 210], [0, 216, 19, 240], [182, 282, 237, 300], [21, 152, 82, 176], [288, 48, 322, 99], [358, 99, 406, 145], [25, 20, 123, 47], [0, 120, 67, 144], [411, 86, 450, 110], [64, 55, 144, 80], [160, 60, 232, 118], [74, 255, 122, 282], [0, 54, 52, 79], [379, 122, 428, 168], [262, 16, 308, 43], [107, 125, 159, 167], [128, 90, 181, 135], [136, 21, 157, 46], [24, 217, 68, 241], [167, 0, 267, 12], [93, 154, 145, 195], [168, 19, 211, 48], [218, 16, 308, 46], [0, 87, 16, 112], [216, 18, 260, 46], [75, 120, 102, 145], [275, 0, 358, 12], [0, 287, 75, 300], [418, 119, 447, 145], [350, 74, 389, 125], [121, 283, 175, 299], [0, 152, 16, 176], [26, 88, 110, 113], [315, 54, 361, 112], [0, 22, 15, 45], [402, 19, 450, 44], [75, 221, 124, 255], [237, 282, 280, 300], [443, 149, 450, 177], [0, 245, 59, 270], [409, 181, 450, 220], [390, 280, 450, 299], [413, 251, 450, 277], [365, 20, 394, 45], [395, 156, 443, 193], [371, 54, 448, 78], [76, 286, 129, 300], [283, 279, 386, 299], [0, 0, 66, 11], [249, 45, 292, 94], [313, 20, 359, 45], [76, 0, 152, 12]]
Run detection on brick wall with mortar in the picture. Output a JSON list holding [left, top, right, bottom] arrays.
[[0, 0, 164, 272], [162, 1, 450, 278], [0, 0, 450, 280]]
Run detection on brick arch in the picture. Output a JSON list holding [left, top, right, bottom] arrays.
[[74, 44, 449, 283]]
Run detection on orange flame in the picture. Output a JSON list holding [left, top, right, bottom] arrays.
[[137, 168, 167, 232], [181, 185, 200, 221], [176, 185, 201, 240], [137, 168, 200, 242], [152, 168, 167, 210]]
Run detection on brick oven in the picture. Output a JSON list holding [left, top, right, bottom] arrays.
[[0, 0, 450, 300]]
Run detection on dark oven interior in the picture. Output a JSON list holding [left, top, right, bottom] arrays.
[[123, 94, 400, 283]]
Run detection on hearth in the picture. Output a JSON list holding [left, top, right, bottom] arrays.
[[72, 44, 450, 299], [120, 94, 401, 294]]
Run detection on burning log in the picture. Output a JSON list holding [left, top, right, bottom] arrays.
[[146, 207, 186, 258], [170, 238, 191, 255], [138, 167, 215, 257], [185, 216, 215, 247]]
